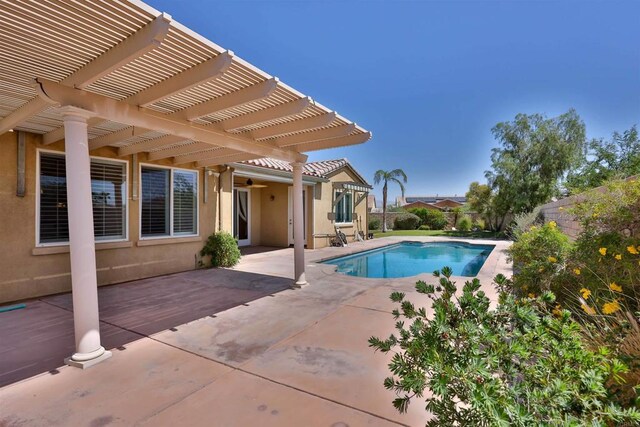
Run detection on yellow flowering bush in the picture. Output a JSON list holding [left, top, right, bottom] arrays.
[[562, 179, 640, 407], [507, 221, 571, 295], [509, 179, 640, 408]]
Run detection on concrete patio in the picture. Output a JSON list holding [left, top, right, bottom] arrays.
[[0, 236, 511, 427]]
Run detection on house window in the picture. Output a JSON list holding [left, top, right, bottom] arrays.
[[335, 190, 353, 223], [140, 166, 198, 238], [173, 170, 198, 235], [38, 152, 127, 244]]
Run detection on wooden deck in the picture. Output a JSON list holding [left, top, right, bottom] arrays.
[[0, 268, 291, 388]]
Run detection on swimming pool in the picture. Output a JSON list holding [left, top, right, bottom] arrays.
[[322, 241, 495, 278]]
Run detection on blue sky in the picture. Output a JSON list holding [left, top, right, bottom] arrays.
[[147, 0, 640, 202]]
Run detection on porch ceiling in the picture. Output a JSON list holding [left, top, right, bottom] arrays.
[[0, 0, 371, 165]]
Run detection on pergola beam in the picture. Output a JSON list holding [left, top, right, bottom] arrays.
[[147, 142, 224, 161], [220, 97, 311, 131], [175, 78, 278, 121], [127, 51, 234, 107], [173, 147, 239, 165], [196, 153, 261, 168], [295, 131, 372, 153], [275, 123, 355, 147], [89, 126, 151, 150], [251, 112, 336, 140], [0, 98, 48, 135], [117, 134, 186, 156], [67, 14, 171, 89], [35, 78, 306, 163], [44, 117, 104, 145], [1, 14, 171, 135]]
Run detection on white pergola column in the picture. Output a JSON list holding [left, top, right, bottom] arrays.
[[291, 162, 308, 287], [60, 106, 112, 368]]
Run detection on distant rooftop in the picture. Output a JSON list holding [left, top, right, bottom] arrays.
[[404, 195, 467, 204]]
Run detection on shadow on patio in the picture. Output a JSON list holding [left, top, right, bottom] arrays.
[[0, 268, 291, 388]]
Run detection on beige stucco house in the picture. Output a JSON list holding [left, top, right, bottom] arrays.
[[229, 158, 371, 249], [0, 1, 371, 368]]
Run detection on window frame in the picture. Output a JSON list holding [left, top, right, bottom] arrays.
[[138, 162, 200, 241], [35, 149, 130, 247], [334, 189, 354, 225]]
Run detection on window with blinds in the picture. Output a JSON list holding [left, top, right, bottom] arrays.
[[141, 167, 170, 237], [39, 153, 69, 243], [173, 170, 197, 235], [91, 159, 127, 241], [38, 152, 127, 244], [335, 190, 353, 223], [141, 166, 198, 238]]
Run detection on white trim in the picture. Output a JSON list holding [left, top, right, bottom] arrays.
[[310, 184, 316, 248], [231, 167, 320, 186], [233, 187, 251, 246], [333, 188, 354, 226], [35, 148, 130, 247], [138, 162, 200, 240]]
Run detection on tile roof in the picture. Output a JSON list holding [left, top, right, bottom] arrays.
[[240, 157, 357, 179]]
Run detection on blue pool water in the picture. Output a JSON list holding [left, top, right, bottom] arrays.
[[322, 241, 495, 278]]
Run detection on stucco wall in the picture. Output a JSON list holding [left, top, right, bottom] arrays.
[[0, 131, 221, 303], [537, 178, 638, 240], [312, 169, 369, 248], [538, 198, 582, 240], [259, 181, 290, 247]]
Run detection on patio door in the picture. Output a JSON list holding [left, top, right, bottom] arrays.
[[233, 188, 250, 246], [288, 186, 307, 245]]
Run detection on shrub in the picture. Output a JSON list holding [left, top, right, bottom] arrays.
[[369, 269, 640, 426], [200, 231, 241, 267], [508, 206, 543, 241], [472, 218, 485, 231], [418, 224, 431, 231], [409, 208, 448, 230], [557, 178, 640, 319], [572, 177, 640, 237], [368, 218, 381, 231], [507, 221, 571, 295], [393, 213, 420, 230], [452, 206, 464, 225], [562, 179, 640, 402], [456, 215, 472, 231]]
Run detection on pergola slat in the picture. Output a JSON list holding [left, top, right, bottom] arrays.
[[0, 1, 370, 164], [35, 78, 306, 163], [251, 112, 336, 140], [274, 123, 355, 148]]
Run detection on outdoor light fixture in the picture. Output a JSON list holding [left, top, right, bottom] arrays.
[[245, 178, 267, 189]]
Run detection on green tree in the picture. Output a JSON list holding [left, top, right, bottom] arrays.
[[374, 169, 408, 232], [465, 181, 505, 231], [486, 109, 586, 215], [566, 125, 640, 192]]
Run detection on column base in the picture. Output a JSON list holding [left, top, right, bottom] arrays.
[[65, 350, 112, 369], [293, 276, 308, 288]]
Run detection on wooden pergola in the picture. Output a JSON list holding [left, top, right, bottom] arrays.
[[0, 0, 370, 368]]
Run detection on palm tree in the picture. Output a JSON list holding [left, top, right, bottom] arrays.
[[374, 169, 408, 232]]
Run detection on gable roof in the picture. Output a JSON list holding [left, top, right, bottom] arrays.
[[238, 157, 371, 186]]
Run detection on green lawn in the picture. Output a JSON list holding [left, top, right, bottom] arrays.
[[372, 229, 505, 239]]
